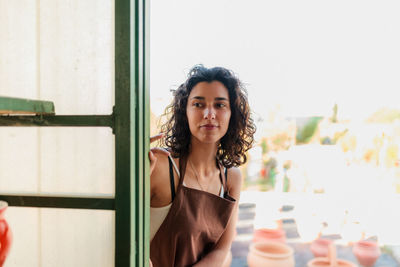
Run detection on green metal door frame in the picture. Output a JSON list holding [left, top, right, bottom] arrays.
[[0, 0, 150, 266], [115, 0, 150, 265]]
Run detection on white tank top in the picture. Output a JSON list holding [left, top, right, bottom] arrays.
[[150, 156, 225, 242]]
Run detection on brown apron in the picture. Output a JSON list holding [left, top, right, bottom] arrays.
[[150, 158, 236, 267]]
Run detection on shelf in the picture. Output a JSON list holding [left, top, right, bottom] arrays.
[[0, 96, 55, 115]]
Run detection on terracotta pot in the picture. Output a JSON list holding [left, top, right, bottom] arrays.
[[307, 257, 357, 267], [352, 240, 381, 267], [308, 242, 357, 267], [0, 201, 12, 267], [253, 228, 286, 244], [247, 241, 294, 267], [310, 238, 333, 258]]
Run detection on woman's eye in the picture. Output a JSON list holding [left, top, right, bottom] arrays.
[[216, 103, 226, 108], [193, 102, 202, 107]]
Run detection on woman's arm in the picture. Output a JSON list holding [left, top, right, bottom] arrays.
[[149, 133, 170, 176], [193, 167, 242, 267]]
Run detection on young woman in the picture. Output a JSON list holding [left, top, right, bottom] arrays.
[[149, 65, 256, 267]]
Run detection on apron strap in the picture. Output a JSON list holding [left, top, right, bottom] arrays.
[[178, 156, 188, 187], [217, 160, 229, 194], [168, 156, 176, 201]]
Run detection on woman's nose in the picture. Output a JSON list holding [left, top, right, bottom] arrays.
[[203, 108, 216, 119]]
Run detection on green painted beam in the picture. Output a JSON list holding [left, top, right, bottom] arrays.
[[138, 0, 151, 265], [0, 96, 55, 115], [115, 0, 149, 265], [133, 0, 143, 265], [0, 115, 113, 128], [115, 0, 134, 265], [0, 195, 114, 210]]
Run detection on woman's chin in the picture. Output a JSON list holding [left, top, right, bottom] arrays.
[[196, 136, 221, 144]]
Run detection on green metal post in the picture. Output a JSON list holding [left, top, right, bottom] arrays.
[[114, 0, 134, 265], [115, 0, 149, 266], [134, 0, 150, 266], [142, 0, 151, 264]]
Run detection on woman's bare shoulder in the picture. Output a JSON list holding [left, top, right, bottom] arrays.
[[226, 167, 242, 196], [227, 167, 242, 181], [152, 151, 170, 172], [150, 152, 170, 194], [150, 151, 181, 204]]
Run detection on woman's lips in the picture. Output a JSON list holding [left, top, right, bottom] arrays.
[[201, 124, 218, 130]]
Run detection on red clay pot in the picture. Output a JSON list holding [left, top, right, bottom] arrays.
[[307, 257, 357, 267], [310, 238, 333, 258], [308, 243, 357, 267], [247, 241, 294, 267], [352, 240, 381, 267], [0, 201, 12, 267], [253, 228, 286, 244]]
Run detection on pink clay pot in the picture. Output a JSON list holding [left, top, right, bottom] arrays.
[[307, 257, 357, 267], [253, 228, 286, 244], [352, 240, 381, 267], [310, 238, 333, 258], [308, 242, 357, 267], [247, 241, 294, 267]]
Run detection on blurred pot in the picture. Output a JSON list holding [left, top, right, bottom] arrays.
[[307, 257, 357, 267], [0, 201, 12, 267], [308, 242, 357, 267], [310, 238, 333, 258], [353, 240, 380, 267], [247, 241, 294, 267], [253, 228, 286, 244]]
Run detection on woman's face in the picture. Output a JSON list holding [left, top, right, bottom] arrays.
[[186, 81, 231, 145]]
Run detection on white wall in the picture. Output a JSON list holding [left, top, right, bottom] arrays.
[[0, 1, 115, 265]]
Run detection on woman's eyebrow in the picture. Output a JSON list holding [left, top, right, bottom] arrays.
[[191, 96, 205, 100], [190, 96, 228, 101]]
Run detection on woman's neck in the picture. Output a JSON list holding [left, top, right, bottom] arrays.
[[188, 138, 219, 177]]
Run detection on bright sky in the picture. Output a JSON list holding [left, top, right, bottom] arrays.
[[150, 0, 400, 121]]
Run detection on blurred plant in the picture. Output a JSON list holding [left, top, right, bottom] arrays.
[[363, 148, 378, 164], [260, 138, 268, 154], [367, 108, 400, 123], [264, 157, 277, 169], [282, 160, 292, 192], [339, 132, 357, 153], [321, 128, 348, 145], [283, 159, 292, 170], [331, 103, 338, 123], [271, 132, 292, 150], [257, 178, 274, 192], [262, 131, 293, 153], [296, 117, 323, 144], [373, 135, 383, 149], [261, 157, 278, 188], [384, 141, 399, 168], [320, 136, 334, 145], [333, 129, 348, 142]]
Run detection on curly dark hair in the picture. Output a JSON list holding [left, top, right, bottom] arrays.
[[160, 65, 256, 168]]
